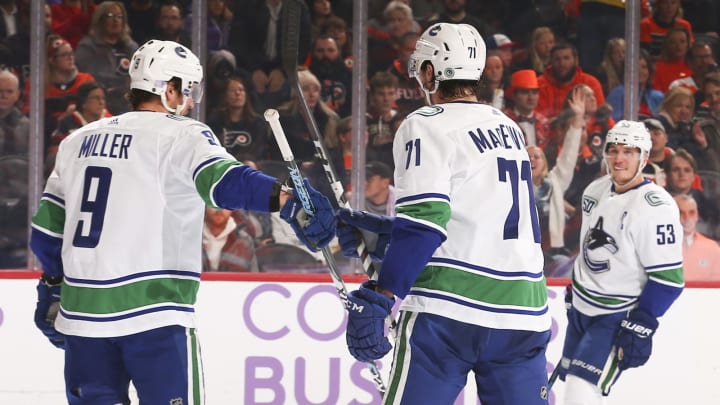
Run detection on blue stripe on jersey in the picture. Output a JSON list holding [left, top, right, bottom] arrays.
[[192, 156, 223, 180], [410, 289, 549, 316], [396, 193, 450, 205], [646, 261, 683, 271], [42, 192, 65, 206], [64, 269, 201, 286], [60, 305, 195, 322], [429, 257, 543, 279]]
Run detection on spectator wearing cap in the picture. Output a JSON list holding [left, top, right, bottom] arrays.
[[606, 49, 664, 122], [674, 193, 720, 281], [364, 161, 396, 217], [424, 0, 489, 37], [642, 118, 674, 187], [504, 69, 550, 149], [536, 42, 605, 121], [486, 33, 514, 69], [22, 34, 96, 145]]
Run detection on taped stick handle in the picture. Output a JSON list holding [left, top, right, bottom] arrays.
[[264, 109, 293, 162], [264, 107, 387, 394]]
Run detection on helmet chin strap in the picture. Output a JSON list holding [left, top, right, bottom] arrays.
[[604, 153, 648, 189], [160, 88, 188, 115], [414, 75, 439, 105]]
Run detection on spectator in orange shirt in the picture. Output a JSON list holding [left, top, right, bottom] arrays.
[[669, 39, 718, 95], [537, 42, 605, 121], [674, 193, 720, 281], [640, 0, 694, 59], [653, 26, 693, 92]]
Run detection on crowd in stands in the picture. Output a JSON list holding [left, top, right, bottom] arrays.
[[1, 0, 720, 281]]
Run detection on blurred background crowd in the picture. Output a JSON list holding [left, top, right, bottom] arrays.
[[1, 0, 719, 280]]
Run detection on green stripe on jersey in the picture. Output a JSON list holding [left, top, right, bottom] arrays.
[[61, 277, 200, 314], [649, 267, 684, 285], [414, 265, 547, 308], [385, 313, 414, 403], [572, 279, 627, 306], [395, 200, 451, 229], [189, 328, 204, 404], [32, 199, 66, 234], [194, 160, 243, 208]]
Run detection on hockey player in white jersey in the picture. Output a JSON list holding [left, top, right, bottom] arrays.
[[558, 120, 684, 404], [336, 23, 551, 404], [29, 40, 336, 404]]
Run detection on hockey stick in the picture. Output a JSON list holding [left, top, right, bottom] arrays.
[[548, 358, 561, 390], [264, 109, 387, 394], [280, 0, 378, 280]]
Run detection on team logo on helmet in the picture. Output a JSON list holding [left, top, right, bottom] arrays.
[[175, 46, 187, 58]]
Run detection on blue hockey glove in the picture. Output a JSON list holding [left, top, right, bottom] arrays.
[[336, 208, 392, 260], [346, 280, 394, 362], [614, 309, 658, 370], [34, 275, 65, 349], [280, 178, 336, 251]]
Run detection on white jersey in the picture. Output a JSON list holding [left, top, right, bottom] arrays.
[[572, 176, 684, 316], [33, 111, 239, 337], [394, 102, 550, 332]]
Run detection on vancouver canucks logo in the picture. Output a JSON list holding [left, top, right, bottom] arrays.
[[582, 217, 618, 272]]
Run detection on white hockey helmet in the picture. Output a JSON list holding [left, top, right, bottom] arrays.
[[408, 23, 486, 98], [129, 40, 204, 114], [604, 120, 652, 156], [603, 120, 652, 185]]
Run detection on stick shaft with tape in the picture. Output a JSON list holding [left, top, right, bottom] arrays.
[[265, 108, 387, 394]]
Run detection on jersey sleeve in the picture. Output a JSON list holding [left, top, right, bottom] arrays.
[[173, 122, 278, 212], [633, 189, 684, 317], [30, 141, 68, 278], [377, 112, 451, 298]]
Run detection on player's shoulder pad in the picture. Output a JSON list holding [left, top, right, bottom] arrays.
[[406, 105, 444, 119], [641, 186, 675, 208]]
